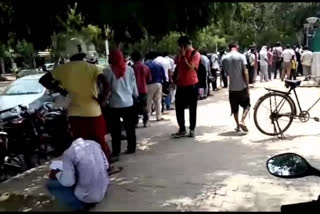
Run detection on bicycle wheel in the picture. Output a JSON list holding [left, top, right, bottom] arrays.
[[254, 93, 294, 136]]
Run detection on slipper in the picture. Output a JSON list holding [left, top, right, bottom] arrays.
[[239, 124, 248, 132], [108, 166, 123, 175]]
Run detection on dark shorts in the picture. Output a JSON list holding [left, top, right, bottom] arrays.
[[229, 88, 251, 114]]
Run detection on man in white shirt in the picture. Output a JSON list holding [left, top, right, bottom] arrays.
[[281, 44, 295, 81], [259, 46, 269, 82], [164, 53, 176, 110], [154, 54, 171, 83], [46, 138, 110, 211], [154, 53, 173, 110], [301, 46, 313, 79], [165, 54, 175, 76], [210, 53, 220, 91]]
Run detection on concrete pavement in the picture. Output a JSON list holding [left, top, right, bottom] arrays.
[[1, 78, 320, 211]]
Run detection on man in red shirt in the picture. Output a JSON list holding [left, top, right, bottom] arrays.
[[172, 36, 201, 138], [131, 51, 151, 127]]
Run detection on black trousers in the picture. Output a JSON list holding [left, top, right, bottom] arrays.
[[175, 85, 198, 132], [248, 66, 255, 84], [290, 69, 297, 80], [221, 69, 228, 88], [135, 94, 148, 124], [211, 68, 218, 90], [109, 106, 136, 155], [274, 61, 282, 79]]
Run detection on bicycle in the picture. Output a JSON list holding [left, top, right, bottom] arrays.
[[253, 79, 320, 138]]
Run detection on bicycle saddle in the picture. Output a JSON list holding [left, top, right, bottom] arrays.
[[285, 80, 301, 89]]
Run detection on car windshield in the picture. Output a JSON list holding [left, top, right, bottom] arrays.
[[3, 78, 44, 95]]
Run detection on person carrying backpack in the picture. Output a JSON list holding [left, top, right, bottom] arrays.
[[245, 46, 256, 84], [172, 36, 201, 138], [273, 42, 283, 79]]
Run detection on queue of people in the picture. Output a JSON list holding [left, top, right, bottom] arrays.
[[240, 42, 314, 84], [38, 36, 314, 211]]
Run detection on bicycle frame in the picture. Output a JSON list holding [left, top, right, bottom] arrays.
[[265, 87, 320, 116]]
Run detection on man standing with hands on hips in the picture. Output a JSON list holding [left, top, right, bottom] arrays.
[[172, 36, 201, 138]]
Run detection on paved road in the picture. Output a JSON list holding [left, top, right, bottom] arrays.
[[1, 78, 320, 211]]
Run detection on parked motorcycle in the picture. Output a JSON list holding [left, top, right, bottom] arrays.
[[1, 105, 44, 170], [267, 153, 320, 212], [0, 103, 69, 178], [38, 102, 70, 156], [0, 107, 26, 181]]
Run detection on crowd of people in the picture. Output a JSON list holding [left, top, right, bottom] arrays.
[[37, 36, 314, 211], [187, 42, 314, 102]]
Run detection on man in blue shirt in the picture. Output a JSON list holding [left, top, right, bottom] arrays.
[[145, 52, 166, 121]]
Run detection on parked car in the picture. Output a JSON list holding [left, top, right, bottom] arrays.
[[0, 74, 58, 120], [16, 69, 44, 79]]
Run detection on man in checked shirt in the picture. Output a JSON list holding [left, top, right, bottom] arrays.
[[46, 137, 111, 211]]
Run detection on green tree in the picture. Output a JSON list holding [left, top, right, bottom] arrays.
[[221, 2, 320, 47], [15, 40, 36, 68]]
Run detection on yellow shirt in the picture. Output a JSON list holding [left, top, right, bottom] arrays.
[[51, 61, 102, 117], [291, 60, 296, 70]]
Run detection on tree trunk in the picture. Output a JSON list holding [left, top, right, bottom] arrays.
[[32, 55, 37, 69], [0, 57, 7, 81], [0, 57, 5, 75], [10, 57, 17, 73], [296, 31, 304, 45]]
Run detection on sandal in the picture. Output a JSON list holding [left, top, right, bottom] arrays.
[[108, 166, 123, 175], [239, 124, 248, 132], [235, 127, 241, 132]]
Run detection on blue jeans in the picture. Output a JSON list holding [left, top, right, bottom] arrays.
[[46, 179, 86, 211], [164, 94, 171, 109]]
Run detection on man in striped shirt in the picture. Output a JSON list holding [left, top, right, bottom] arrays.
[[47, 138, 110, 211]]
